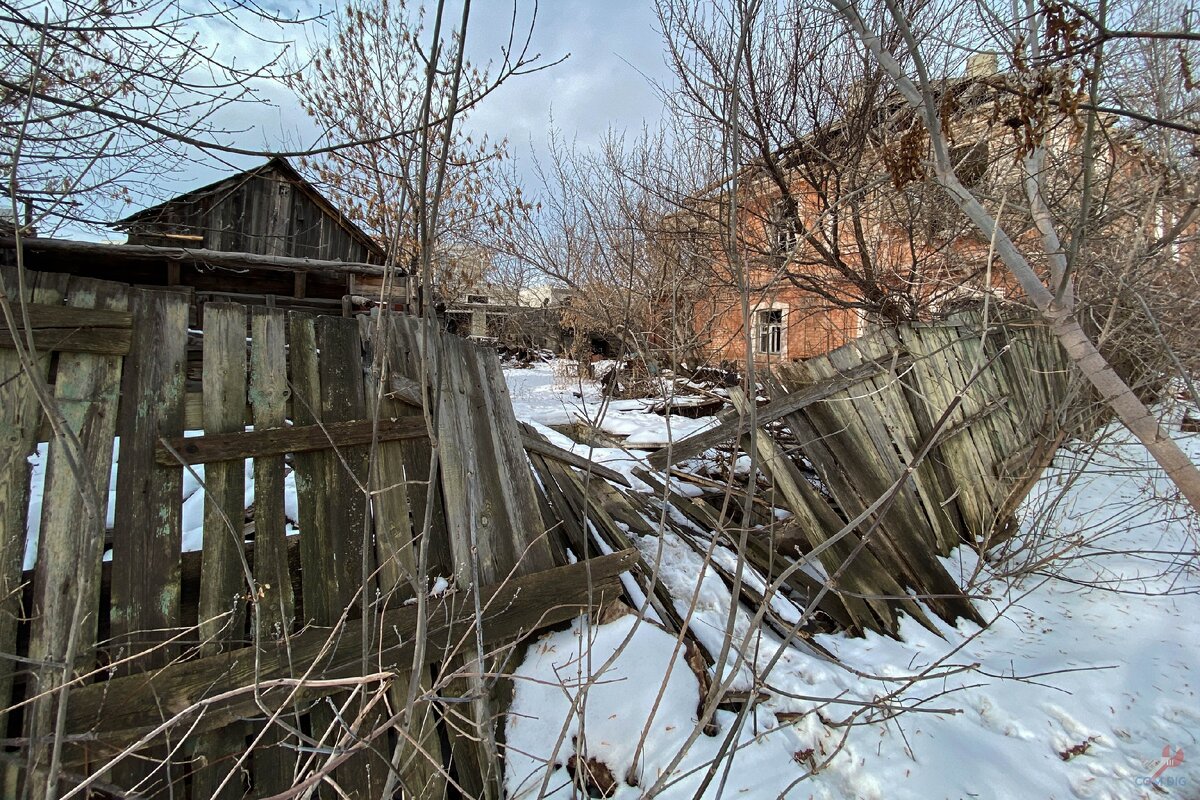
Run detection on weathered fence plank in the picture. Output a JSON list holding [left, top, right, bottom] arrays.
[[110, 288, 190, 664], [898, 325, 993, 539], [25, 276, 128, 798], [191, 301, 250, 800], [360, 314, 448, 800], [388, 316, 454, 576], [249, 306, 296, 642], [286, 310, 338, 792], [108, 287, 190, 793], [247, 306, 299, 796], [318, 314, 392, 797], [0, 268, 67, 755]]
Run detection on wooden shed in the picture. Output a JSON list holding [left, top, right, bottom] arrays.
[[114, 156, 383, 264], [2, 157, 410, 313]]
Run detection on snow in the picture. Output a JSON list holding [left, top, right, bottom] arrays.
[[506, 614, 799, 799], [24, 430, 301, 569], [506, 361, 719, 451], [505, 366, 1200, 799]]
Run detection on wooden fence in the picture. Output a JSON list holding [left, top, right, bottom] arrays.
[[0, 267, 634, 799], [650, 311, 1072, 636], [0, 262, 1074, 797]]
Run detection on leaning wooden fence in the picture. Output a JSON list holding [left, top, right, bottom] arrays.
[[650, 311, 1072, 636], [0, 266, 634, 799]]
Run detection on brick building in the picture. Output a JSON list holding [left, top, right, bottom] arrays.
[[676, 54, 1183, 367]]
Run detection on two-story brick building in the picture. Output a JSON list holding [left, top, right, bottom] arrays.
[[677, 54, 1176, 367]]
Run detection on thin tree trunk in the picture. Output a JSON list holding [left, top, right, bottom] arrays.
[[826, 0, 1200, 512]]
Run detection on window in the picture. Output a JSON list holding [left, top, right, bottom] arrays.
[[756, 308, 784, 355], [950, 141, 989, 188], [769, 201, 799, 256], [466, 294, 489, 304]]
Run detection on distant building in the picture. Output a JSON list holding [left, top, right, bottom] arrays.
[[443, 283, 574, 350], [674, 54, 1184, 365]]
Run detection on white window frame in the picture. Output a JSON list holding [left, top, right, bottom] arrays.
[[754, 304, 787, 357]]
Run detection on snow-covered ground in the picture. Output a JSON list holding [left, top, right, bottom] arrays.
[[19, 358, 1199, 798], [507, 361, 721, 492], [504, 361, 1200, 800]]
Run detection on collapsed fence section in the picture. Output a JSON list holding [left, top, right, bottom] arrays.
[[649, 311, 1072, 637], [0, 263, 1076, 797]]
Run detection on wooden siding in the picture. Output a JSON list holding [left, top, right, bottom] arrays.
[[125, 165, 378, 264]]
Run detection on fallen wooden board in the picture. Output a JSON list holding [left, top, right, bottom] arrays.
[[646, 354, 913, 470], [155, 415, 428, 465], [520, 429, 632, 487], [61, 549, 637, 754]]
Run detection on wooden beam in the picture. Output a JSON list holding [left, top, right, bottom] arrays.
[[646, 354, 914, 470], [2, 236, 399, 280], [61, 549, 638, 751], [0, 303, 132, 329], [0, 328, 130, 355], [155, 415, 429, 465], [0, 302, 133, 354]]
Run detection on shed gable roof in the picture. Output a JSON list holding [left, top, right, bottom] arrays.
[[113, 156, 385, 260]]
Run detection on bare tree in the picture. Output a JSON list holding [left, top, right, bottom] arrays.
[[814, 0, 1200, 507], [655, 0, 1003, 325], [0, 0, 309, 236], [287, 0, 553, 302], [492, 127, 717, 365]]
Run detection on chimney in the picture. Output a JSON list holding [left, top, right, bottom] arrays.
[[966, 52, 998, 79]]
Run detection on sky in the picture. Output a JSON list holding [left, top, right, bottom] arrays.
[[462, 0, 674, 157], [91, 0, 676, 238]]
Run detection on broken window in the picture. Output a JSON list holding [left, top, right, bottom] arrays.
[[950, 140, 989, 188], [756, 307, 784, 355], [769, 200, 799, 256]]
